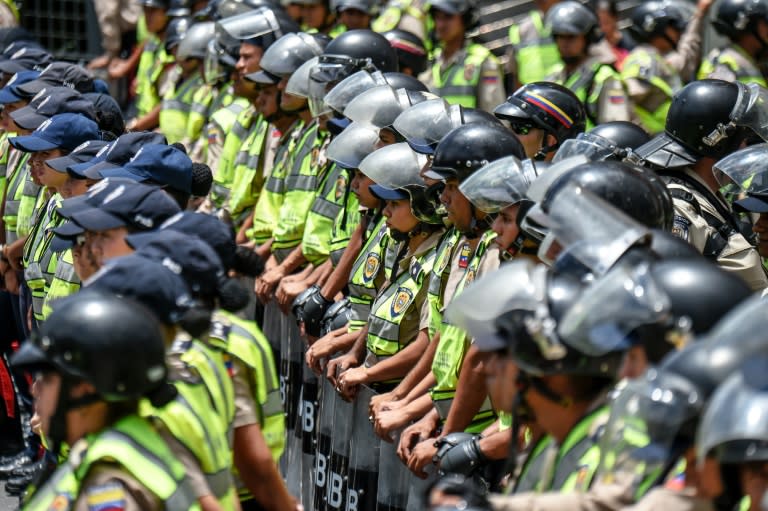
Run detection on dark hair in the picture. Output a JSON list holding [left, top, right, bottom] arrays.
[[595, 0, 618, 17]]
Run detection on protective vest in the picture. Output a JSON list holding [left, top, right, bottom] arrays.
[[508, 10, 562, 85], [698, 46, 767, 86], [202, 90, 247, 166], [272, 120, 327, 262], [0, 133, 7, 203], [347, 215, 390, 332], [621, 45, 681, 134], [430, 43, 495, 108], [160, 70, 204, 144], [141, 383, 238, 510], [40, 248, 80, 320], [226, 115, 269, 227], [22, 415, 200, 511], [512, 434, 554, 494], [372, 0, 427, 33], [426, 228, 461, 337], [136, 35, 173, 118], [22, 193, 63, 322], [366, 239, 438, 357], [211, 104, 258, 209], [247, 119, 304, 244], [549, 60, 625, 129], [302, 162, 347, 265], [186, 81, 232, 145], [2, 149, 28, 243], [430, 230, 497, 433], [208, 309, 285, 462], [16, 159, 41, 238]]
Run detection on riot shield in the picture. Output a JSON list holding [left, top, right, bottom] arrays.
[[313, 377, 337, 511], [376, 434, 411, 511], [405, 465, 437, 511], [264, 299, 289, 473], [327, 386, 354, 511], [300, 350, 320, 507], [284, 310, 305, 498], [346, 385, 380, 511]]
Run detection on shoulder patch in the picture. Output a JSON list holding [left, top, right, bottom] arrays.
[[672, 214, 691, 241], [391, 287, 414, 316], [85, 481, 127, 511]]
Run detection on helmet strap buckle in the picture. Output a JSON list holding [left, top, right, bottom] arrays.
[[703, 122, 735, 147]]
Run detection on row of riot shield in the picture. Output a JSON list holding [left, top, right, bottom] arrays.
[[267, 299, 436, 510]]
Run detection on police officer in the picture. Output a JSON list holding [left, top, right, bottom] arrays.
[[505, 0, 562, 89], [372, 0, 429, 40], [11, 290, 200, 511], [633, 79, 768, 291], [621, 0, 713, 134], [698, 0, 768, 86], [333, 0, 377, 30], [494, 81, 587, 160], [383, 29, 429, 77], [420, 0, 505, 112], [544, 1, 630, 128]]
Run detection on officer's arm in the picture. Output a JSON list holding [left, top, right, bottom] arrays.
[[477, 425, 513, 461], [665, 0, 713, 80], [441, 344, 490, 434], [320, 221, 366, 300], [128, 104, 161, 131], [275, 244, 308, 276], [477, 57, 507, 114], [361, 328, 431, 383], [76, 464, 164, 511], [389, 329, 441, 402]]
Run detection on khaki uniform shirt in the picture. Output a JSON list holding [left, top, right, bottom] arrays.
[[92, 0, 141, 56]]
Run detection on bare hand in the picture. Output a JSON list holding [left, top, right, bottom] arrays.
[[397, 418, 435, 463], [407, 439, 438, 478], [374, 408, 411, 442]]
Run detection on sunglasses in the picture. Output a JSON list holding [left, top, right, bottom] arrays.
[[509, 123, 536, 136]]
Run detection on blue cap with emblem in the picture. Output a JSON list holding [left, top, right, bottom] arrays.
[[70, 131, 168, 177], [16, 61, 95, 96], [0, 46, 52, 75], [10, 86, 97, 130], [45, 139, 110, 173], [0, 70, 41, 104], [9, 113, 100, 152], [98, 144, 193, 194]]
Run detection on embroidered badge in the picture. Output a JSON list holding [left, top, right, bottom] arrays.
[[458, 243, 471, 269], [363, 253, 380, 282], [464, 64, 476, 81], [49, 493, 72, 511], [391, 287, 414, 316], [85, 482, 127, 511], [671, 215, 691, 242]]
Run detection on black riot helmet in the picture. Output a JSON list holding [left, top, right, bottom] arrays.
[[494, 82, 587, 159], [628, 0, 689, 43], [711, 0, 768, 43], [553, 121, 651, 162], [382, 29, 428, 76], [216, 0, 277, 18], [634, 80, 746, 169], [542, 160, 674, 230], [589, 121, 650, 153], [546, 0, 600, 43], [246, 31, 328, 83], [312, 29, 399, 85], [167, 0, 193, 16], [11, 290, 174, 449], [428, 123, 526, 182]]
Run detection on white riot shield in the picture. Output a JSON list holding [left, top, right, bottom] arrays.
[[313, 377, 337, 511], [346, 385, 380, 511], [376, 436, 411, 511]]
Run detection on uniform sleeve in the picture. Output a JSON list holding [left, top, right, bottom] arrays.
[[205, 120, 226, 172], [75, 464, 163, 511], [669, 197, 710, 253], [477, 56, 507, 114], [595, 74, 632, 124], [476, 245, 500, 278], [419, 287, 432, 332], [231, 357, 262, 429], [665, 11, 704, 81]]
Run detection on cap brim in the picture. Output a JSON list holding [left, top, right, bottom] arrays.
[[16, 79, 47, 96], [124, 230, 164, 251], [9, 133, 58, 152], [370, 184, 409, 200], [50, 233, 76, 252], [422, 169, 450, 181], [98, 166, 152, 183], [70, 207, 128, 231], [406, 139, 436, 155], [327, 117, 351, 136], [10, 106, 46, 130], [45, 155, 80, 173], [0, 87, 22, 104], [493, 102, 533, 121], [81, 160, 120, 178], [245, 70, 280, 84], [734, 195, 768, 213], [9, 341, 52, 371], [53, 220, 86, 237], [473, 333, 508, 352], [58, 195, 93, 218]]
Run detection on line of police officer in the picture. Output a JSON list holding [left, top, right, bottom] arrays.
[[2, 0, 768, 510]]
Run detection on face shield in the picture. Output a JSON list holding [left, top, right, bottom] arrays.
[[712, 143, 768, 192], [705, 82, 768, 147], [204, 39, 227, 84], [696, 368, 768, 466], [323, 70, 388, 114], [558, 262, 674, 356], [285, 56, 319, 99], [596, 369, 703, 488], [344, 86, 435, 128], [526, 154, 590, 203], [696, 295, 768, 363], [326, 121, 381, 169], [541, 185, 652, 276], [392, 98, 455, 153], [310, 53, 377, 86], [552, 132, 622, 163], [458, 155, 537, 214], [216, 7, 282, 41], [358, 142, 428, 190], [259, 32, 324, 77]]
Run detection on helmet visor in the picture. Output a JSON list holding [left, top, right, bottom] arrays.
[[358, 142, 428, 190], [729, 82, 768, 143], [526, 154, 590, 202], [323, 70, 387, 114], [459, 155, 535, 213], [392, 98, 454, 151], [285, 56, 318, 98], [217, 7, 281, 41], [712, 143, 768, 193], [558, 262, 672, 356], [697, 371, 768, 465], [344, 85, 417, 128], [544, 185, 651, 276], [552, 134, 617, 163], [326, 121, 380, 169], [310, 54, 373, 85], [204, 39, 227, 83], [259, 32, 323, 77]]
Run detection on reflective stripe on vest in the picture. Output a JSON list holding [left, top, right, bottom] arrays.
[[328, 173, 360, 266], [302, 162, 345, 265], [348, 216, 390, 331], [508, 11, 562, 85], [40, 249, 80, 320], [23, 194, 62, 321], [227, 116, 270, 226], [431, 43, 492, 108], [23, 415, 200, 511], [160, 71, 203, 144], [427, 229, 461, 337], [136, 37, 172, 117], [17, 163, 42, 238], [698, 47, 768, 86], [366, 245, 437, 355], [212, 104, 258, 208], [3, 149, 29, 241], [248, 119, 305, 244], [621, 46, 680, 134]]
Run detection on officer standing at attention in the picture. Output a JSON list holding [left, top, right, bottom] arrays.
[[544, 1, 630, 128], [620, 0, 713, 134], [420, 0, 505, 112], [698, 0, 768, 86], [11, 291, 200, 511], [633, 79, 768, 291], [505, 0, 562, 90]]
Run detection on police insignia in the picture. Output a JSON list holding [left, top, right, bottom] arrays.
[[458, 243, 471, 269], [671, 215, 691, 241], [437, 249, 450, 275], [363, 253, 380, 282], [391, 287, 414, 316], [464, 64, 476, 81], [335, 174, 347, 201], [85, 482, 127, 511], [465, 269, 475, 286], [50, 493, 72, 511], [573, 464, 592, 491]]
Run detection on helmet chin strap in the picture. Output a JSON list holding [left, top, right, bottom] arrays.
[[460, 204, 495, 239], [535, 135, 558, 161]]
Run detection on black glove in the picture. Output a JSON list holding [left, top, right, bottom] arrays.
[[292, 285, 320, 323], [435, 434, 488, 476], [297, 286, 334, 337]]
